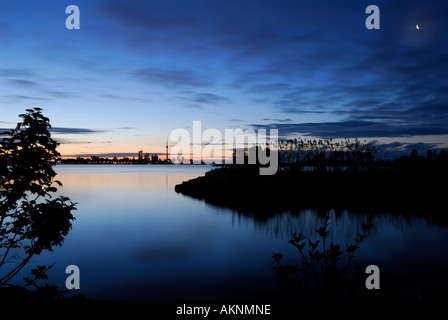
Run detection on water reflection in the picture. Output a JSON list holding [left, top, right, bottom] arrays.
[[25, 165, 448, 299], [211, 204, 447, 241]]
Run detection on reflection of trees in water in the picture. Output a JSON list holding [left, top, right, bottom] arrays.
[[213, 206, 445, 240], [209, 203, 448, 299], [251, 210, 373, 245]]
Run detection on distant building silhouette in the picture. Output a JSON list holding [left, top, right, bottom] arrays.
[[166, 140, 169, 161]]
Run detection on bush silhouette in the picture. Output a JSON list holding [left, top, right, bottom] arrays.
[[0, 108, 76, 298], [272, 213, 373, 299]]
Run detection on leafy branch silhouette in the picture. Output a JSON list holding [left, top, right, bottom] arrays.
[[272, 213, 373, 298], [1, 108, 77, 299]]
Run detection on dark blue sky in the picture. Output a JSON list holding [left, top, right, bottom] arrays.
[[1, 0, 447, 157]]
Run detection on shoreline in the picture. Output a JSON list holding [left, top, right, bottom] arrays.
[[175, 165, 447, 221]]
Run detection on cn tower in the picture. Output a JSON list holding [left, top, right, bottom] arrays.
[[166, 139, 169, 161]]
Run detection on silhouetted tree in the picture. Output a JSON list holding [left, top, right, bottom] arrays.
[[278, 137, 381, 172], [426, 149, 433, 161], [0, 108, 76, 292], [410, 149, 419, 159]]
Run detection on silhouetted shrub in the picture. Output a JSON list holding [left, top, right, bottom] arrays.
[[272, 213, 373, 298], [0, 108, 76, 297]]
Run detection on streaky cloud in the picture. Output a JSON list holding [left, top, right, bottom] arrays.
[[131, 67, 213, 88], [251, 120, 448, 139], [50, 127, 106, 134]]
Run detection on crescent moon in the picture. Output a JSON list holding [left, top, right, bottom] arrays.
[[416, 25, 420, 30]]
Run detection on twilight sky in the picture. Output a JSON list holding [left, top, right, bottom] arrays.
[[1, 0, 447, 158]]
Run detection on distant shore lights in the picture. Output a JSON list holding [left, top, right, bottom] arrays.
[[169, 121, 278, 175]]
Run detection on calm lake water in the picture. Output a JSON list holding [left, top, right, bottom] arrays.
[[17, 165, 448, 299]]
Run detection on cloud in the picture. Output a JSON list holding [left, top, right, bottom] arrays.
[[50, 127, 106, 134], [251, 120, 448, 139], [0, 94, 52, 103], [99, 0, 448, 126], [99, 93, 151, 103], [115, 126, 136, 130], [334, 99, 448, 129], [373, 141, 443, 159], [1, 126, 103, 136], [192, 92, 228, 104], [47, 91, 78, 99], [50, 138, 92, 145], [262, 118, 293, 123], [279, 108, 328, 114], [9, 79, 38, 87], [3, 0, 448, 149], [131, 68, 213, 88]]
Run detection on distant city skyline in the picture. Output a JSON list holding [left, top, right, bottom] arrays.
[[1, 0, 447, 158], [61, 152, 165, 159]]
